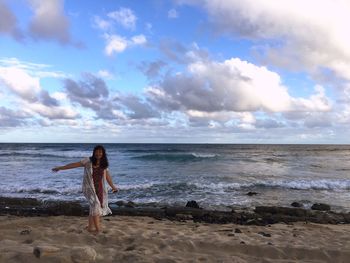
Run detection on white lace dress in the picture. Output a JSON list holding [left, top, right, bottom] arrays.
[[80, 157, 112, 216]]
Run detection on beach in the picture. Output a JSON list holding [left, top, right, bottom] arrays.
[[1, 143, 350, 262], [1, 214, 349, 263]]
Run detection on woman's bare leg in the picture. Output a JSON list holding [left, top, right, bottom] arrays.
[[87, 216, 94, 232], [92, 215, 100, 232]]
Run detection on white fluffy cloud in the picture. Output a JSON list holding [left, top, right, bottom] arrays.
[[107, 7, 137, 30], [0, 66, 41, 101], [93, 8, 145, 56], [104, 34, 128, 55], [0, 58, 68, 103], [131, 35, 147, 45], [92, 16, 111, 31], [97, 70, 115, 79], [180, 0, 350, 89], [104, 34, 147, 56], [0, 57, 67, 80], [147, 58, 331, 114], [0, 62, 78, 120], [26, 103, 79, 120]]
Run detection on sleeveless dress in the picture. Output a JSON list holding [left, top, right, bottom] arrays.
[[92, 166, 104, 207], [80, 157, 112, 216]]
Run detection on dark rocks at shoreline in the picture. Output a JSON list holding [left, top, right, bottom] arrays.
[[42, 201, 86, 216], [0, 197, 41, 207], [291, 202, 303, 208], [254, 206, 350, 225], [0, 197, 88, 217], [246, 192, 258, 196], [115, 200, 125, 207], [255, 206, 308, 217], [186, 200, 200, 209], [114, 200, 136, 208], [125, 201, 136, 208], [311, 203, 331, 211], [1, 196, 350, 225]]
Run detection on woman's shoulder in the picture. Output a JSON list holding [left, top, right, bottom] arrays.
[[80, 157, 91, 165]]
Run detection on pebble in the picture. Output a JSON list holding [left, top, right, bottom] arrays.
[[20, 229, 31, 235], [258, 232, 271, 237]]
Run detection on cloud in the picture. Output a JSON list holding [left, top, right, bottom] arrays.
[[255, 118, 285, 129], [64, 74, 160, 121], [292, 85, 331, 112], [40, 90, 59, 107], [185, 110, 239, 127], [303, 112, 333, 128], [0, 0, 23, 40], [97, 70, 115, 79], [159, 39, 188, 63], [27, 103, 79, 120], [92, 16, 112, 31], [0, 66, 41, 102], [159, 39, 209, 64], [104, 34, 128, 55], [0, 61, 78, 120], [0, 57, 67, 79], [168, 9, 179, 19], [92, 9, 145, 56], [64, 73, 109, 111], [28, 0, 79, 46], [115, 94, 160, 119], [0, 64, 60, 106], [95, 106, 126, 121], [180, 0, 350, 87], [0, 106, 30, 127], [0, 0, 82, 46], [104, 34, 147, 56], [138, 60, 167, 79], [51, 92, 67, 101], [147, 58, 332, 115], [108, 7, 137, 30], [184, 109, 286, 130], [131, 34, 147, 45]]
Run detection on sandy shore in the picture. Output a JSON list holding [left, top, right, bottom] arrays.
[[0, 215, 349, 263]]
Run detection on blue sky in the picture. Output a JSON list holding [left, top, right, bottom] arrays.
[[1, 0, 350, 143]]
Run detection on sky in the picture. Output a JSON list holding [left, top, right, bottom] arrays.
[[1, 0, 350, 143]]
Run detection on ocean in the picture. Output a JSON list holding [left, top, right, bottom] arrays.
[[1, 143, 350, 212]]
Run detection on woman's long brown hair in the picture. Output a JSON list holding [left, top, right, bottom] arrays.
[[90, 145, 109, 169]]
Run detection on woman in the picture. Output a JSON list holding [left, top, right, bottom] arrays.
[[52, 145, 118, 233]]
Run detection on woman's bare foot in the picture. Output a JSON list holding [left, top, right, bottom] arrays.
[[85, 226, 95, 233], [85, 226, 101, 235]]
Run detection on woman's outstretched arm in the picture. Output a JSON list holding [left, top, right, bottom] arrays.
[[52, 162, 83, 172], [106, 169, 118, 192]]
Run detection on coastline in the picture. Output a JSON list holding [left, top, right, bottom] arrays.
[[1, 196, 350, 225]]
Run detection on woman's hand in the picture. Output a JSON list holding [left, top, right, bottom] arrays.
[[52, 167, 60, 172], [111, 187, 118, 193], [51, 162, 82, 173]]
